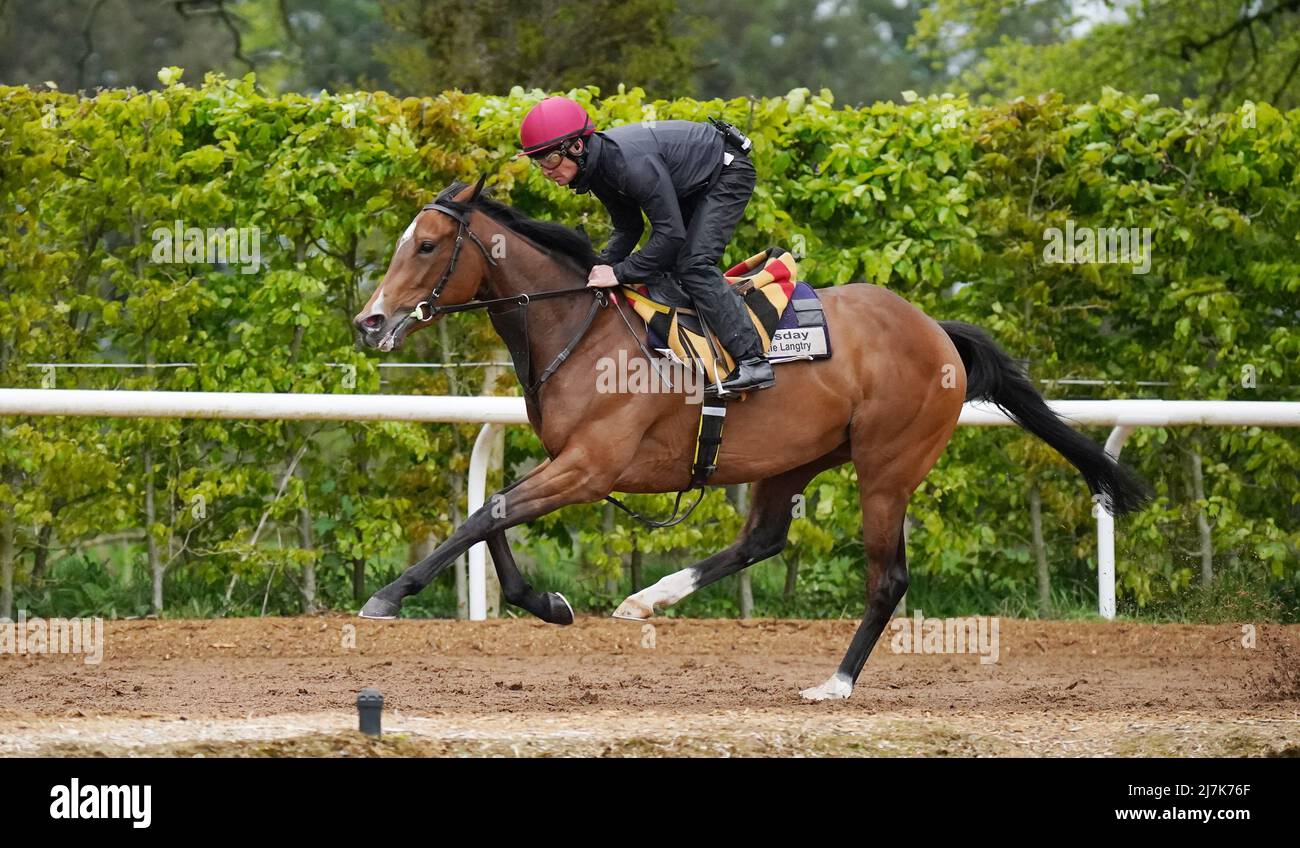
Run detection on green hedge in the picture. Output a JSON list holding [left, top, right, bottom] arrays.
[[1, 70, 1296, 620]]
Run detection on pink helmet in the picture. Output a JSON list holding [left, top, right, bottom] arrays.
[[517, 96, 595, 156]]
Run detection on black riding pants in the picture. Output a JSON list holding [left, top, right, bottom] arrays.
[[668, 152, 762, 361]]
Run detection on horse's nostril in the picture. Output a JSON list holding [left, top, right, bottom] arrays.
[[359, 314, 385, 333]]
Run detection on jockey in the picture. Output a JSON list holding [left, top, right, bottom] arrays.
[[517, 96, 775, 394]]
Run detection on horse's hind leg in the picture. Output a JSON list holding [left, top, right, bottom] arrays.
[[799, 507, 908, 701], [612, 451, 845, 620], [800, 406, 956, 701], [485, 531, 574, 625]]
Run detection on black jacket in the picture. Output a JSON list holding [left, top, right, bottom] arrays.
[[573, 120, 725, 283]]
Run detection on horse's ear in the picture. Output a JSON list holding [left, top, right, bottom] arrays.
[[449, 175, 489, 205], [469, 173, 488, 202]]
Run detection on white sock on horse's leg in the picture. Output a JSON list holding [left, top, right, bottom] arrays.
[[800, 672, 853, 702], [612, 567, 700, 620]]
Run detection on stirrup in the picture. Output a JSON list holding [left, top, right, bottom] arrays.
[[718, 357, 775, 394]]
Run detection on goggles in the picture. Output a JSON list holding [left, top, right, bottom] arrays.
[[529, 144, 569, 170]]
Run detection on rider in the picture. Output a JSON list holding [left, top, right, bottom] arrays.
[[517, 96, 775, 394]]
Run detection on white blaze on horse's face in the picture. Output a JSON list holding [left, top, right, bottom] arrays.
[[396, 216, 419, 252], [375, 215, 422, 317]]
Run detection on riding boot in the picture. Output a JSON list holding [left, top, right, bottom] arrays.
[[717, 323, 775, 394], [719, 356, 775, 393]]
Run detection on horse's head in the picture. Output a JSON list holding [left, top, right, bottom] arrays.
[[354, 176, 495, 352]]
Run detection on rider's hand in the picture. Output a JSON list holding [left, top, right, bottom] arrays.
[[587, 265, 619, 288]]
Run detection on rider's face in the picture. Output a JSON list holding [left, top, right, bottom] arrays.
[[539, 140, 581, 186]]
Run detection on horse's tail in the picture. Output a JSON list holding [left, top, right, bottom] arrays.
[[940, 320, 1151, 516]]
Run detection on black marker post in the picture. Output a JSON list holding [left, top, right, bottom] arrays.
[[357, 688, 384, 736]]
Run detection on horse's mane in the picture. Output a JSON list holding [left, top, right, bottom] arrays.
[[434, 181, 600, 273]]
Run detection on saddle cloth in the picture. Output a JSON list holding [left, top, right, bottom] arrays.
[[620, 247, 832, 386]]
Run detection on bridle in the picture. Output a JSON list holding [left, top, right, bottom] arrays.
[[384, 198, 638, 398], [386, 200, 499, 343]]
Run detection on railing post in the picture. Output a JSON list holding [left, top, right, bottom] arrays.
[[467, 422, 500, 621], [1095, 425, 1135, 620]]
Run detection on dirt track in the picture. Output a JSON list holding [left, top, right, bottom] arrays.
[[1, 616, 1298, 756]]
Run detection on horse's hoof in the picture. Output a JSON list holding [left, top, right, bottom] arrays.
[[611, 595, 653, 621], [799, 673, 853, 702], [544, 592, 575, 626], [358, 596, 401, 620]]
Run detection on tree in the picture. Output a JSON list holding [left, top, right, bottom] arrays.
[[0, 0, 235, 91], [687, 0, 946, 106], [376, 0, 699, 96], [914, 0, 1300, 110]]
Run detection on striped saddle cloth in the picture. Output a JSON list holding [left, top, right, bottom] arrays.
[[620, 247, 832, 386]]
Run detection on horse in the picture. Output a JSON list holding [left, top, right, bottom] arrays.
[[352, 177, 1149, 701]]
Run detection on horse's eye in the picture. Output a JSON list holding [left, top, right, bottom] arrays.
[[419, 241, 436, 254]]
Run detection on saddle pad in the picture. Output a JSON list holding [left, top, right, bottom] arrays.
[[767, 281, 832, 362], [621, 248, 831, 384]]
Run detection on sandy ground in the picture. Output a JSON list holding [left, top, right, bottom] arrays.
[[1, 616, 1297, 756]]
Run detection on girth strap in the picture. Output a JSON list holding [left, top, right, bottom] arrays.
[[602, 394, 729, 529], [689, 400, 728, 488]]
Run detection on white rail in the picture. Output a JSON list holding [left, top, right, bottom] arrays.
[[2, 390, 1296, 620], [0, 388, 529, 424]]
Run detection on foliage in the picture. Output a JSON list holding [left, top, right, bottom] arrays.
[[1, 73, 1296, 622], [689, 0, 944, 107], [915, 0, 1300, 111], [378, 0, 698, 98]]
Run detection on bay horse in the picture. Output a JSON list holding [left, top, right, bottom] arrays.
[[352, 178, 1148, 701]]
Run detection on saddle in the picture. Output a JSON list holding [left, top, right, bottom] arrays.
[[620, 247, 832, 388], [602, 248, 834, 507]]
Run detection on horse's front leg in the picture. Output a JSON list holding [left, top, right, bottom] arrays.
[[486, 531, 574, 625], [358, 450, 613, 619]]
